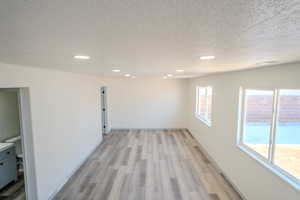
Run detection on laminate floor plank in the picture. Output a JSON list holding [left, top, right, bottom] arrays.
[[0, 176, 25, 200], [54, 130, 242, 200]]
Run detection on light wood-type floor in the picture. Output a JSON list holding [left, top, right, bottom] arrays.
[[54, 129, 242, 200], [0, 174, 25, 200]]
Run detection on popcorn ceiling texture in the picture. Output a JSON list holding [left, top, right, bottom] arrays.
[[0, 0, 299, 77]]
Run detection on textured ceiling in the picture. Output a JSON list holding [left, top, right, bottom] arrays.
[[0, 0, 299, 78]]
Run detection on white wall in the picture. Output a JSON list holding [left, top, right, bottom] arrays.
[[0, 91, 20, 142], [2, 59, 298, 200], [103, 77, 188, 129], [0, 62, 103, 200], [187, 62, 300, 200]]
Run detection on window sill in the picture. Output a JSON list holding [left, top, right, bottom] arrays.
[[194, 113, 212, 127], [237, 144, 300, 192]]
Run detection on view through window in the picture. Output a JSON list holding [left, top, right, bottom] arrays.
[[243, 90, 274, 159], [196, 86, 212, 125], [240, 89, 300, 184], [274, 90, 300, 181]]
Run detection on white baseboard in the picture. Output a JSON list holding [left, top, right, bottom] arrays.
[[48, 139, 102, 200], [187, 128, 247, 200], [110, 128, 186, 131]]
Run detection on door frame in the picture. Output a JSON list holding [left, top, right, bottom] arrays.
[[0, 87, 38, 199]]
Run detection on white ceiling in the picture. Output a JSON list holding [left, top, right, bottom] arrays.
[[0, 0, 299, 78]]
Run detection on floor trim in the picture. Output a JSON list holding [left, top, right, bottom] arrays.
[[110, 128, 186, 131], [48, 139, 103, 200], [186, 129, 247, 200]]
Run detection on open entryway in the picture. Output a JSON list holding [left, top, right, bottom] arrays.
[[0, 88, 37, 200]]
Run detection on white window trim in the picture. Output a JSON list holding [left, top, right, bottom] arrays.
[[195, 86, 212, 127], [195, 113, 212, 127], [237, 87, 300, 191]]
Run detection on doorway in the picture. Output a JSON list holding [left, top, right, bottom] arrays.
[[101, 87, 109, 134], [0, 88, 37, 200]]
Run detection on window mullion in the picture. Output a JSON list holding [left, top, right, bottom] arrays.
[[269, 89, 279, 163]]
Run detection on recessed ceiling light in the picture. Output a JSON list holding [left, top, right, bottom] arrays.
[[176, 69, 184, 72], [125, 74, 131, 77], [74, 55, 90, 60], [254, 61, 279, 66], [112, 69, 121, 72], [200, 55, 215, 60], [262, 61, 278, 65], [167, 74, 173, 77]]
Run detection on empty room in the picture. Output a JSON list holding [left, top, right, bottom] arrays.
[[0, 1, 299, 200]]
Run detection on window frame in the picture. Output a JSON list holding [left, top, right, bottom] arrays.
[[237, 87, 300, 191], [195, 86, 213, 127]]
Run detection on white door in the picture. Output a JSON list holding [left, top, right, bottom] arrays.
[[101, 87, 108, 134]]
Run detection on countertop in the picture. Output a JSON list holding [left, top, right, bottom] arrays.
[[0, 143, 14, 152]]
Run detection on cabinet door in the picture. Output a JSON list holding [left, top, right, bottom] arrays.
[[0, 156, 17, 189]]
